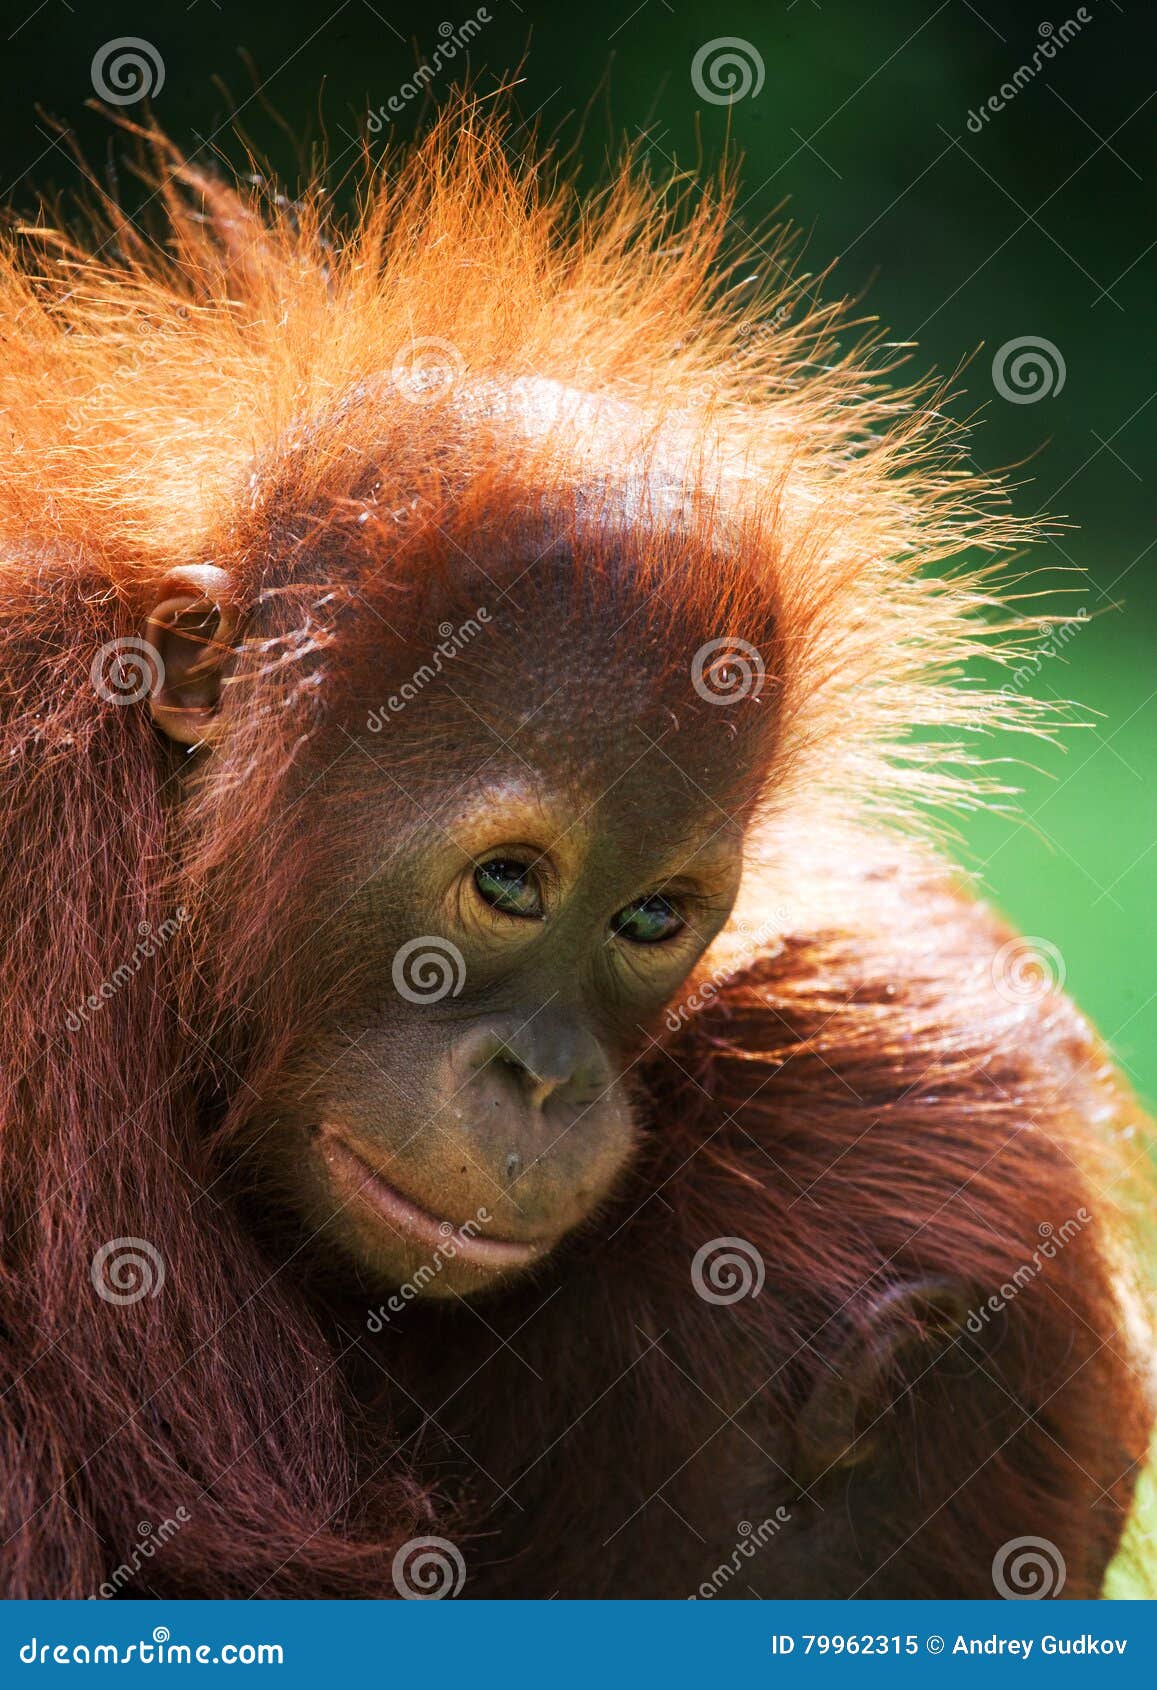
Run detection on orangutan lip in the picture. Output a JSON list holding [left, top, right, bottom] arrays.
[[319, 1130, 543, 1270]]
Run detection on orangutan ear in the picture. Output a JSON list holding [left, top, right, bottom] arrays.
[[794, 1278, 971, 1482], [145, 566, 241, 745]]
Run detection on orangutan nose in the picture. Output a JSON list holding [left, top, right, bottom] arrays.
[[459, 1019, 612, 1113]]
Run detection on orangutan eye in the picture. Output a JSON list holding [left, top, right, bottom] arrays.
[[611, 893, 684, 945], [473, 858, 544, 919]]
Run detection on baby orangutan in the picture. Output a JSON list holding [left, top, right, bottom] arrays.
[[0, 106, 1151, 1599]]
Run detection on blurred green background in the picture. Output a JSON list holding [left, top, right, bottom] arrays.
[[1, 0, 1152, 1586]]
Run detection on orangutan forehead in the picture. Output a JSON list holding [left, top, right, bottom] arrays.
[[310, 578, 779, 838], [307, 503, 779, 694], [323, 543, 778, 732]]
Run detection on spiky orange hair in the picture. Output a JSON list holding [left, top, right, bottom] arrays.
[[0, 98, 1061, 850]]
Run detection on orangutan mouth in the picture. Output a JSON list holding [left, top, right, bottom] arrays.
[[319, 1129, 544, 1270]]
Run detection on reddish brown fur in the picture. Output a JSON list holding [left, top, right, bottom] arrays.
[[0, 105, 1152, 1598]]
